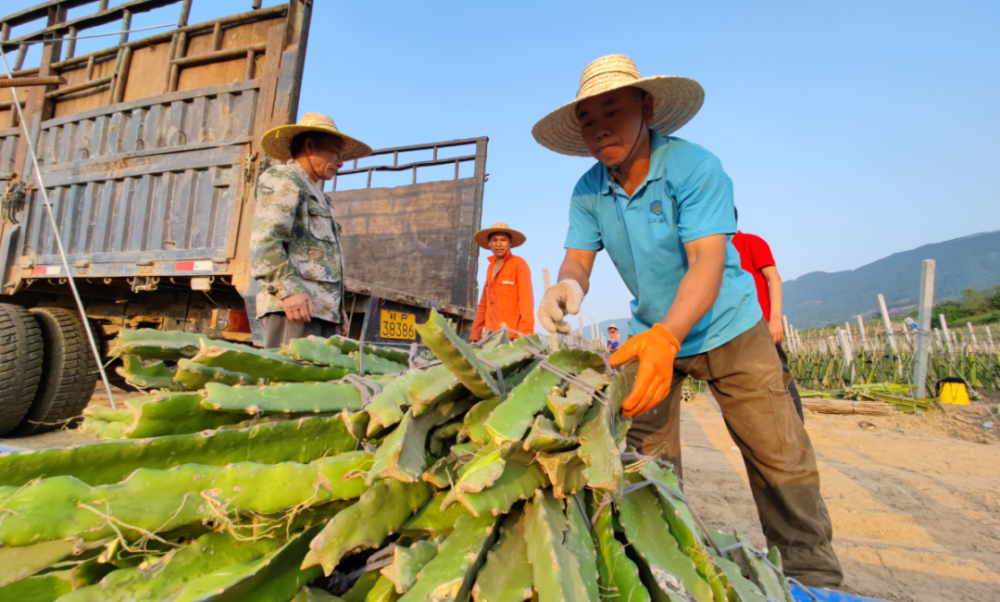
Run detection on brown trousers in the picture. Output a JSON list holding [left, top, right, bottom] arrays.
[[627, 319, 843, 587], [260, 313, 339, 349]]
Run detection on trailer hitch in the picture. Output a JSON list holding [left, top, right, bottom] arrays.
[[130, 276, 160, 292]]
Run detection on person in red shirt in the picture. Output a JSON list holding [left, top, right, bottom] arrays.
[[731, 209, 803, 420], [470, 223, 535, 341]]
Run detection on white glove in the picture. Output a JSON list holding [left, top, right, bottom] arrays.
[[538, 279, 585, 334]]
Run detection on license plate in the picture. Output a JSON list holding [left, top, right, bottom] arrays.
[[380, 309, 416, 340]]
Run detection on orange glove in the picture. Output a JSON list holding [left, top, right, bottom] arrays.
[[608, 324, 681, 417]]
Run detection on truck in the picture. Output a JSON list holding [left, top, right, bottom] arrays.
[[0, 0, 488, 435]]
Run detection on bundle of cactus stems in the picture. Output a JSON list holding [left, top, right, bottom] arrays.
[[0, 310, 802, 602]]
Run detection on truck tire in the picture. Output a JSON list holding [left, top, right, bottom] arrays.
[[11, 307, 98, 436], [0, 304, 44, 436]]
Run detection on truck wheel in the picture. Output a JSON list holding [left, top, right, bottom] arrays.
[[11, 308, 98, 436], [0, 304, 44, 436]]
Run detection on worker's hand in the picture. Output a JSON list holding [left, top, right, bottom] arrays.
[[538, 280, 584, 334], [769, 318, 784, 345], [282, 292, 313, 323], [609, 324, 681, 417], [337, 309, 350, 336]]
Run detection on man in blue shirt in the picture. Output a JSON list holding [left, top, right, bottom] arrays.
[[534, 54, 842, 587]]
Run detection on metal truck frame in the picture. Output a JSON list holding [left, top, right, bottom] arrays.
[[0, 0, 486, 431]]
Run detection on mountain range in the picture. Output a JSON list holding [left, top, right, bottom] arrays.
[[782, 230, 1000, 328]]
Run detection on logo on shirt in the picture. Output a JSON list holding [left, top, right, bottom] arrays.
[[650, 200, 663, 216]]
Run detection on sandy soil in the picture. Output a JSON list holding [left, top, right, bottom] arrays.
[[681, 392, 1000, 602]]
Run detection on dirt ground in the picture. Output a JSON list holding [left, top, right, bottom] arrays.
[[681, 392, 1000, 602], [5, 387, 999, 602]]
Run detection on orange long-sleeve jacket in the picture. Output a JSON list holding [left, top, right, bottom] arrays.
[[470, 253, 534, 341]]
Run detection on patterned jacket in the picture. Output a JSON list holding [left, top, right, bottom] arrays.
[[250, 161, 344, 323]]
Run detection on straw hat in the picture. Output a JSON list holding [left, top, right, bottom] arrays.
[[260, 112, 372, 162], [532, 54, 705, 157], [473, 222, 526, 250]]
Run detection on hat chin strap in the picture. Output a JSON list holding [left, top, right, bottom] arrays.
[[303, 145, 325, 183], [608, 113, 646, 188]]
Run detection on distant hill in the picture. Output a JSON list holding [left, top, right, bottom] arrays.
[[783, 231, 1000, 329]]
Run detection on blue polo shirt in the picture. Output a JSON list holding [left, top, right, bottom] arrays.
[[564, 131, 761, 357]]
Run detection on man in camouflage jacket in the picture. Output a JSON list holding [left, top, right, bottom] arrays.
[[251, 113, 372, 348]]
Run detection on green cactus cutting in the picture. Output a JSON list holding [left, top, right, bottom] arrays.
[[618, 475, 714, 602], [0, 452, 373, 546], [444, 448, 547, 518], [284, 336, 356, 368], [534, 450, 587, 499], [326, 335, 410, 365], [201, 382, 367, 415], [415, 309, 502, 399], [0, 555, 114, 602], [170, 524, 326, 602], [192, 339, 351, 382], [638, 462, 727, 602], [524, 490, 597, 602], [546, 385, 592, 435], [523, 414, 579, 452], [402, 491, 470, 538], [484, 350, 605, 447], [174, 359, 265, 389], [303, 480, 433, 575], [58, 530, 286, 602], [591, 499, 652, 602], [0, 415, 356, 488], [116, 355, 187, 391], [365, 372, 417, 437], [397, 511, 499, 602], [471, 509, 533, 602], [368, 399, 474, 484], [111, 329, 206, 360], [381, 540, 440, 594]]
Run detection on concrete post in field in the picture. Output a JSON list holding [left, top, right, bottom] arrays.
[[577, 314, 584, 345], [967, 323, 979, 352], [913, 259, 935, 398], [939, 313, 953, 357], [878, 294, 898, 357], [590, 317, 597, 340], [986, 325, 997, 354], [856, 315, 868, 353], [542, 268, 558, 351]]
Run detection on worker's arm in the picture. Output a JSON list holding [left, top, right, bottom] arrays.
[[469, 282, 489, 342], [661, 234, 728, 343], [760, 265, 784, 344], [250, 170, 312, 321], [517, 259, 535, 335], [557, 249, 597, 292]]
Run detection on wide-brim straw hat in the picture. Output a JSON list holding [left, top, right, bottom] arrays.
[[532, 54, 705, 157], [260, 112, 373, 162], [473, 222, 526, 250]]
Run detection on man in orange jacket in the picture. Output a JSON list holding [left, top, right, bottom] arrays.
[[469, 223, 535, 341]]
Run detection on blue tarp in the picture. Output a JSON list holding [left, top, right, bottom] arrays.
[[791, 583, 889, 602]]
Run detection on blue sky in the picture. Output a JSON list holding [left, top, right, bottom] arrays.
[[6, 0, 999, 329]]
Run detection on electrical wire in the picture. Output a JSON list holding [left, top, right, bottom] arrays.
[[0, 50, 117, 409]]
